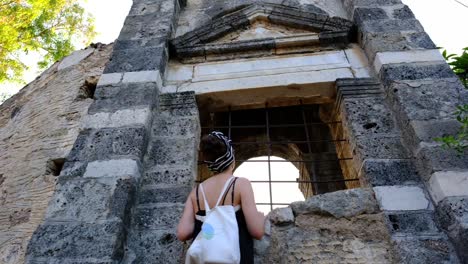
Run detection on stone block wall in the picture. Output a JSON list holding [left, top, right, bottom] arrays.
[[0, 44, 112, 264], [342, 0, 468, 262]]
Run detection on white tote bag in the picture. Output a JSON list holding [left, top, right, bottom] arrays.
[[186, 177, 240, 264]]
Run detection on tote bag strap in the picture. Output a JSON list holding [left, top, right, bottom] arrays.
[[199, 176, 234, 213]]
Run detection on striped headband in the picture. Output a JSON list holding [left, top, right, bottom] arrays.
[[204, 131, 235, 173]]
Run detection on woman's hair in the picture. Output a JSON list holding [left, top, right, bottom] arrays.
[[200, 134, 227, 162]]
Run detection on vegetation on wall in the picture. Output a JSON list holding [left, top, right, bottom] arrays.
[[0, 0, 96, 84], [435, 48, 468, 153]]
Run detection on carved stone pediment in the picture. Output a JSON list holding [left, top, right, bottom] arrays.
[[170, 3, 355, 61]]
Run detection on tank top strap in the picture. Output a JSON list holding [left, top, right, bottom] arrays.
[[196, 184, 201, 211], [221, 177, 238, 205]]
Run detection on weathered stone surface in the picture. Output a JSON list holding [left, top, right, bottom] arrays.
[[264, 213, 394, 263], [352, 135, 409, 162], [142, 166, 195, 186], [359, 159, 420, 186], [342, 97, 397, 137], [67, 127, 147, 162], [90, 82, 158, 114], [291, 188, 379, 218], [104, 47, 168, 74], [429, 171, 468, 204], [436, 196, 468, 262], [387, 78, 466, 122], [353, 7, 388, 24], [374, 185, 430, 211], [26, 220, 124, 260], [392, 5, 415, 19], [137, 185, 191, 204], [125, 230, 184, 264], [361, 18, 423, 34], [83, 108, 152, 129], [391, 236, 459, 264], [269, 207, 294, 225], [133, 204, 183, 230], [362, 31, 436, 61], [45, 177, 135, 222], [385, 212, 439, 234], [416, 145, 468, 177], [59, 161, 88, 178], [83, 159, 141, 179], [0, 44, 112, 264], [146, 137, 197, 167], [380, 62, 456, 85], [152, 115, 199, 138]]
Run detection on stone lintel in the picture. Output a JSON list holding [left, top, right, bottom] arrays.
[[373, 185, 431, 211], [429, 171, 468, 204]]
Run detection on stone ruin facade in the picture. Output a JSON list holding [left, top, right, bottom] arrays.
[[0, 0, 467, 263]]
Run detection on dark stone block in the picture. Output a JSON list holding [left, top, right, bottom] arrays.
[[118, 13, 174, 41], [354, 8, 388, 24], [152, 115, 199, 137], [416, 145, 468, 177], [387, 78, 464, 121], [142, 166, 195, 186], [90, 82, 158, 114], [341, 97, 398, 138], [391, 236, 459, 264], [138, 186, 191, 204], [146, 137, 197, 167], [408, 32, 437, 49], [403, 120, 461, 151], [104, 47, 167, 74], [26, 258, 114, 264], [361, 19, 423, 34], [133, 204, 183, 230], [385, 212, 439, 234], [380, 63, 456, 85], [360, 159, 420, 186], [26, 220, 124, 260], [159, 92, 198, 117], [352, 135, 410, 163], [126, 230, 184, 264], [59, 161, 87, 178], [46, 177, 135, 222], [113, 37, 166, 51], [67, 127, 147, 162], [392, 5, 415, 19]]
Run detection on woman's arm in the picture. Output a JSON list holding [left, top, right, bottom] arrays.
[[176, 190, 195, 241], [238, 178, 265, 240]]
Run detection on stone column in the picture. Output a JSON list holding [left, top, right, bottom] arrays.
[[124, 92, 199, 264], [25, 0, 185, 263], [342, 0, 468, 261], [336, 77, 459, 263]]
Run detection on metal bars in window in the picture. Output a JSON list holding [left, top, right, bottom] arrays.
[[198, 104, 359, 211]]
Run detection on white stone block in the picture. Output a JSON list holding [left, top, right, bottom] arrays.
[[97, 73, 123, 86], [82, 108, 151, 129], [373, 186, 430, 211], [373, 49, 445, 73], [429, 171, 468, 204], [122, 70, 162, 86], [58, 48, 95, 71], [345, 45, 370, 69], [84, 159, 140, 178], [166, 64, 193, 83]]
